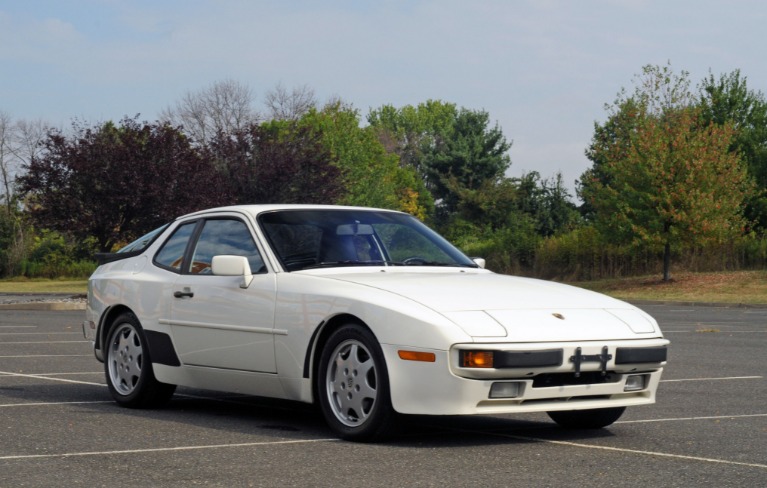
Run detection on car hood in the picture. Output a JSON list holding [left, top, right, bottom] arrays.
[[321, 270, 659, 341]]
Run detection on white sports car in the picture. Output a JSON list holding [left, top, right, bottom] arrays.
[[83, 205, 669, 441]]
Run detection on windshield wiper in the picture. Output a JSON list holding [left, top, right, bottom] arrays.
[[300, 260, 479, 270], [301, 260, 394, 270], [405, 261, 479, 268]]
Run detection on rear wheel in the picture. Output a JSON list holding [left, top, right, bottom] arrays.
[[317, 324, 397, 442], [104, 312, 176, 408], [547, 407, 626, 429]]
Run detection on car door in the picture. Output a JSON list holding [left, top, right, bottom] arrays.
[[166, 216, 278, 373]]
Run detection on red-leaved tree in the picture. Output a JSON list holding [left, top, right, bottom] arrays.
[[18, 117, 225, 252], [209, 122, 343, 205]]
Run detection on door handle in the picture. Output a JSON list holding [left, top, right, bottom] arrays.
[[174, 288, 194, 298]]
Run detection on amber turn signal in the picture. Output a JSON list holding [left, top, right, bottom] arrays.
[[461, 351, 494, 368], [398, 350, 436, 362]]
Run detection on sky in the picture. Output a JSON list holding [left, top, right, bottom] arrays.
[[2, 0, 766, 196]]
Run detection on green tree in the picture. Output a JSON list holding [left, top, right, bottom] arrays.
[[18, 117, 224, 252], [367, 100, 457, 179], [441, 175, 540, 273], [299, 103, 432, 218], [514, 171, 580, 237], [368, 101, 511, 225], [580, 64, 753, 281], [0, 206, 30, 277], [578, 97, 644, 221], [424, 108, 511, 220], [699, 70, 767, 231]]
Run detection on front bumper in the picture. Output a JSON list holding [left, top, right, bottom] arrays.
[[382, 338, 669, 416]]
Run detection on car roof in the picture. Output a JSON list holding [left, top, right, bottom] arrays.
[[177, 204, 403, 221]]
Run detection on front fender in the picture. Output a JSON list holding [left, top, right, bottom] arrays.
[[272, 273, 471, 402]]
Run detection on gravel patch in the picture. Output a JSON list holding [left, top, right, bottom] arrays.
[[0, 293, 87, 310]]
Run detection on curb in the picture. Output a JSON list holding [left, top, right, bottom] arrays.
[[0, 302, 86, 311], [0, 293, 86, 311]]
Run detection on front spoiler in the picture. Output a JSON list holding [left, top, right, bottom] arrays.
[[382, 339, 668, 416]]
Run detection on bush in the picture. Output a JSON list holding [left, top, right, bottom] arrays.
[[534, 226, 767, 281], [20, 259, 97, 279], [0, 209, 31, 278], [21, 230, 97, 279], [453, 217, 540, 275]]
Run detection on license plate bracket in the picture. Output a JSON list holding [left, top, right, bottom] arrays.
[[569, 346, 612, 377]]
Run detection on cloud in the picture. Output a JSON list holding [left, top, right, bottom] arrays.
[[2, 0, 767, 190], [0, 13, 83, 62]]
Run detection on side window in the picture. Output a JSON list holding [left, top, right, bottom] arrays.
[[190, 219, 265, 275], [154, 222, 197, 272]]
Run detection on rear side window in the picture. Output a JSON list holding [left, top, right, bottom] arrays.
[[154, 222, 197, 272], [118, 224, 170, 254], [95, 223, 171, 265]]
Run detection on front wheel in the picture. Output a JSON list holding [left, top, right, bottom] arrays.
[[547, 406, 626, 429], [317, 324, 397, 442], [104, 312, 176, 408]]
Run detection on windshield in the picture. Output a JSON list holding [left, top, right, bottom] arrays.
[[258, 209, 477, 271]]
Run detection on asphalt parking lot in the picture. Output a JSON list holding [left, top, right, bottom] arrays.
[[1, 304, 765, 487]]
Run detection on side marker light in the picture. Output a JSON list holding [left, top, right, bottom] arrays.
[[398, 350, 436, 362]]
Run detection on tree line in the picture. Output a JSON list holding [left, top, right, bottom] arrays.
[[2, 64, 766, 281]]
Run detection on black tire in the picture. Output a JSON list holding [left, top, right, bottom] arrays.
[[547, 406, 626, 429], [104, 312, 176, 408], [317, 324, 398, 442]]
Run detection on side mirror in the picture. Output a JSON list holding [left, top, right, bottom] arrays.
[[211, 255, 253, 289], [472, 257, 486, 269]]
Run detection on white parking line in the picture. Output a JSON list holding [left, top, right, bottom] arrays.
[[661, 376, 763, 382], [0, 354, 91, 358], [34, 372, 103, 376], [0, 341, 90, 344], [0, 401, 112, 408], [0, 332, 80, 335], [1, 373, 764, 470], [618, 413, 767, 423], [0, 438, 340, 461], [497, 432, 767, 470], [0, 371, 104, 386], [440, 426, 767, 470], [0, 373, 313, 414], [663, 330, 766, 333]]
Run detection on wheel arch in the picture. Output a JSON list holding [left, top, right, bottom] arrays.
[[97, 304, 137, 354], [305, 313, 377, 404]]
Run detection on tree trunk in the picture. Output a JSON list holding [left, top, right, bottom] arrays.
[[663, 240, 671, 282]]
